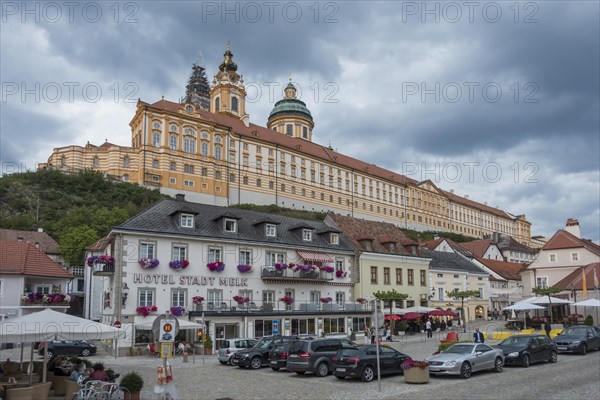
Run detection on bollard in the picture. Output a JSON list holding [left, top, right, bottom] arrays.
[[183, 351, 189, 363]]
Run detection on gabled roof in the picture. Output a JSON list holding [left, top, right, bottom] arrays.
[[86, 235, 111, 251], [113, 200, 353, 252], [542, 230, 600, 256], [475, 257, 527, 281], [494, 233, 536, 254], [420, 248, 488, 275], [422, 237, 473, 258], [460, 239, 495, 258], [0, 229, 59, 254], [325, 213, 414, 256], [0, 240, 73, 279], [554, 262, 600, 291], [143, 99, 523, 221]]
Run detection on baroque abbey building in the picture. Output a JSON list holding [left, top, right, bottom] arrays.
[[40, 44, 532, 244]]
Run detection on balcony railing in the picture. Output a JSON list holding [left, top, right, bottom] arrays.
[[93, 263, 115, 276], [189, 300, 369, 314], [261, 267, 334, 281]]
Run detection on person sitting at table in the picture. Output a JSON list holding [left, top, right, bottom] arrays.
[[48, 356, 70, 376], [86, 363, 109, 382], [69, 360, 86, 382]]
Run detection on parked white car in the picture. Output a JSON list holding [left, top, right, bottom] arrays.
[[217, 338, 259, 365], [426, 343, 505, 379]]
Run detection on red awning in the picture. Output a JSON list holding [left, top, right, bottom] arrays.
[[296, 250, 333, 263]]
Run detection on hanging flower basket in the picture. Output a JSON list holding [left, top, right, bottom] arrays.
[[274, 263, 288, 270], [207, 261, 225, 272], [138, 258, 160, 269], [87, 255, 115, 267], [136, 305, 158, 317], [21, 292, 70, 305], [319, 265, 335, 273], [237, 264, 253, 273], [279, 296, 295, 305], [169, 260, 189, 270], [319, 297, 333, 303], [86, 256, 99, 267], [336, 269, 347, 278], [170, 306, 186, 317], [233, 295, 250, 304], [192, 296, 204, 304], [294, 264, 317, 272], [356, 298, 367, 304]]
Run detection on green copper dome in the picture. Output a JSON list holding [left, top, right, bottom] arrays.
[[268, 98, 313, 122]]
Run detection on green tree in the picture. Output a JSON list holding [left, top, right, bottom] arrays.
[[532, 286, 562, 323], [59, 225, 98, 266], [372, 289, 409, 337], [446, 290, 481, 333]]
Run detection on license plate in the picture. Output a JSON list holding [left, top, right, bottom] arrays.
[[270, 361, 277, 365], [335, 368, 346, 372], [557, 346, 566, 351], [429, 368, 440, 372], [289, 354, 297, 358]]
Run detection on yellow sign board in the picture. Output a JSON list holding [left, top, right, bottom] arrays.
[[160, 342, 173, 359]]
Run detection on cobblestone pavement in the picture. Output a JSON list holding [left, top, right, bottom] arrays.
[[2, 321, 599, 400]]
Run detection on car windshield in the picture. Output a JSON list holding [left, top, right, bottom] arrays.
[[337, 348, 359, 358], [501, 336, 531, 346], [563, 327, 586, 336], [444, 344, 474, 354], [254, 338, 273, 349]]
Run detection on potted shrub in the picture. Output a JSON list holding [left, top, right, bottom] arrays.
[[203, 334, 213, 355], [120, 371, 144, 400], [401, 360, 430, 384]]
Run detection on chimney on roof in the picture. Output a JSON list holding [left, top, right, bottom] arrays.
[[37, 227, 43, 233], [565, 218, 581, 238], [464, 195, 469, 199], [433, 235, 440, 240], [449, 189, 454, 193], [492, 232, 500, 244], [175, 193, 186, 202]]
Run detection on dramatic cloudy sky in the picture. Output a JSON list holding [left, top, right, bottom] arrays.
[[1, 1, 599, 242]]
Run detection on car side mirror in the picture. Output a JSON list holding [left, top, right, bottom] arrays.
[[475, 351, 482, 356]]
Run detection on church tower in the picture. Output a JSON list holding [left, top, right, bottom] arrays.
[[183, 54, 210, 110], [209, 42, 248, 125], [267, 78, 314, 141]]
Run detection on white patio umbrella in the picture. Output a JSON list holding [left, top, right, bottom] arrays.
[[572, 298, 600, 307], [503, 303, 546, 329], [520, 296, 572, 324], [135, 317, 203, 330], [398, 306, 437, 314]]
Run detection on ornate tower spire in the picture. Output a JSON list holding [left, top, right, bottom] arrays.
[[210, 42, 248, 124], [267, 77, 314, 141], [183, 52, 210, 110]]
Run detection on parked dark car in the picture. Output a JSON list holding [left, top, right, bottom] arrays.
[[286, 338, 355, 377], [269, 336, 315, 371], [332, 344, 411, 382], [232, 336, 298, 369], [38, 340, 97, 358], [553, 325, 600, 355], [496, 334, 558, 367]]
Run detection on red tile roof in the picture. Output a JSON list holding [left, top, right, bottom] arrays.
[[0, 229, 59, 254], [143, 99, 522, 220], [460, 239, 494, 258], [543, 230, 600, 256], [0, 240, 73, 278], [554, 262, 600, 291], [475, 257, 527, 281], [326, 214, 412, 255]]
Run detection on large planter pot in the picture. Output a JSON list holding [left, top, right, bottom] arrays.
[[124, 391, 141, 400], [404, 367, 429, 384]]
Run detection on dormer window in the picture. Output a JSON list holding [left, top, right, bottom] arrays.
[[330, 233, 339, 245], [224, 219, 237, 233], [363, 240, 373, 251], [266, 224, 276, 237], [302, 229, 312, 241], [181, 214, 194, 228], [186, 105, 193, 113], [389, 243, 395, 252]]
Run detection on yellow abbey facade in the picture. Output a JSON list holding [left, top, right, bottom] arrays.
[[40, 44, 532, 244]]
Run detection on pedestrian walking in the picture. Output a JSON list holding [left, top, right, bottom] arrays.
[[425, 319, 433, 338], [370, 325, 376, 344], [544, 321, 552, 337], [363, 325, 370, 344], [473, 327, 485, 343]]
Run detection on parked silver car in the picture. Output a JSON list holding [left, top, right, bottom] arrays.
[[425, 343, 504, 379], [217, 338, 259, 365]]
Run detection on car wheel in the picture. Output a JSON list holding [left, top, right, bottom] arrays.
[[46, 351, 54, 359], [315, 362, 329, 377], [250, 357, 262, 369], [459, 362, 471, 379], [580, 344, 587, 355], [522, 354, 530, 368], [227, 357, 235, 366], [219, 361, 228, 365], [361, 365, 375, 382], [493, 357, 504, 373], [549, 351, 558, 363], [271, 367, 280, 371], [81, 349, 91, 357]]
